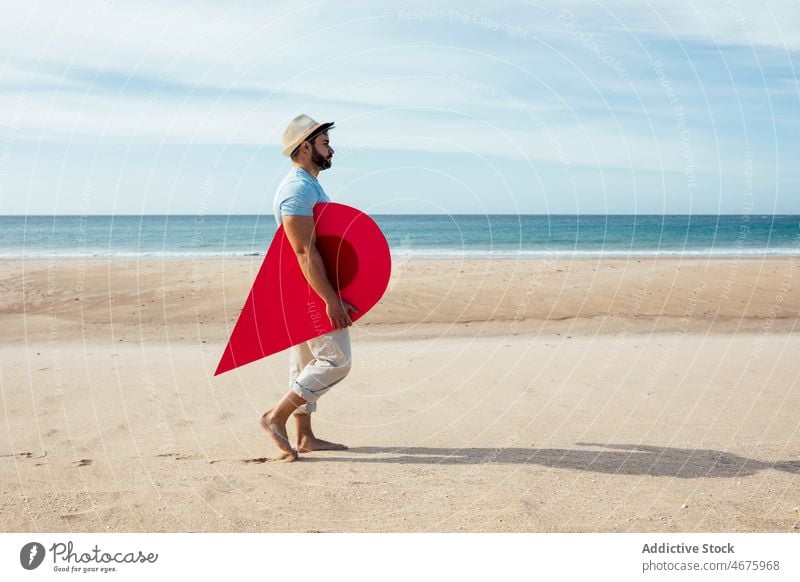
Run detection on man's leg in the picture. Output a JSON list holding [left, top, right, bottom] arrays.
[[295, 408, 348, 452], [292, 328, 351, 452], [258, 341, 314, 461], [259, 391, 307, 462], [259, 329, 351, 458]]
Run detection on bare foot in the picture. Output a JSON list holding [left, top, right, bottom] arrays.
[[259, 411, 298, 462], [297, 436, 348, 453]]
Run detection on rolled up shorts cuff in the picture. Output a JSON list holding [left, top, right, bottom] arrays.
[[291, 380, 322, 404]]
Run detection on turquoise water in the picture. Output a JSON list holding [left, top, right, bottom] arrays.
[[0, 214, 798, 259]]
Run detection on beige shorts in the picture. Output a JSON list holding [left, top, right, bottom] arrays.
[[289, 328, 351, 414]]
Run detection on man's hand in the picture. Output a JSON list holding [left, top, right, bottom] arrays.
[[326, 299, 359, 329]]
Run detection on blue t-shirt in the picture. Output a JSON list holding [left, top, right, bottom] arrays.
[[273, 167, 330, 226]]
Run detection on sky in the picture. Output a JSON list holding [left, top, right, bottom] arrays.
[[0, 0, 798, 215]]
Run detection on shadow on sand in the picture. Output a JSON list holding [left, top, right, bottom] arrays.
[[302, 443, 800, 478]]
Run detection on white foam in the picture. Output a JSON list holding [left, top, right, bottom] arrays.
[[2, 246, 798, 260]]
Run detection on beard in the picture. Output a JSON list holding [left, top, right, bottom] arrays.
[[311, 144, 332, 170]]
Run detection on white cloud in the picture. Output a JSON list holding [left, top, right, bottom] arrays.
[[1, 0, 796, 215], [532, 0, 800, 51]]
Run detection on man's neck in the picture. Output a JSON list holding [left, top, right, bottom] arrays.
[[293, 161, 319, 179]]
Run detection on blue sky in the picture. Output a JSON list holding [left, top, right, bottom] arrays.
[[0, 0, 798, 215]]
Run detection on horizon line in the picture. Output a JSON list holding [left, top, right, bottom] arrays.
[[2, 213, 799, 218]]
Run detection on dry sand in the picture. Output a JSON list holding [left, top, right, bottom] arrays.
[[1, 257, 799, 532]]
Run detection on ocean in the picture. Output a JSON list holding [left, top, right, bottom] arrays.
[[1, 214, 798, 259]]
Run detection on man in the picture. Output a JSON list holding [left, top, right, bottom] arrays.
[[259, 114, 358, 462]]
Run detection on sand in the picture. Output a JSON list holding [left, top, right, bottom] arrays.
[[1, 256, 799, 532]]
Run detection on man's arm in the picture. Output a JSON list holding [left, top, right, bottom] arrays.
[[282, 214, 357, 329]]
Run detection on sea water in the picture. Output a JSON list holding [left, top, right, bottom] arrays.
[[0, 214, 798, 259]]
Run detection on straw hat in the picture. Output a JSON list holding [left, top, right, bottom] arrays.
[[281, 114, 335, 157]]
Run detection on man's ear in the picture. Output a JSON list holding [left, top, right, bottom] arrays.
[[291, 141, 308, 161]]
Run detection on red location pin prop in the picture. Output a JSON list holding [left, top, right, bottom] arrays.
[[215, 202, 391, 376]]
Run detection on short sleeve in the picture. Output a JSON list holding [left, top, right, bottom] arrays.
[[278, 180, 315, 217]]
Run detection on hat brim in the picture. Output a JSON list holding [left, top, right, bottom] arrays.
[[282, 121, 335, 157]]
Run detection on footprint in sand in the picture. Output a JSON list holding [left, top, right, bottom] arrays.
[[155, 452, 194, 461], [0, 451, 47, 460], [242, 458, 268, 464], [209, 457, 293, 465]]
